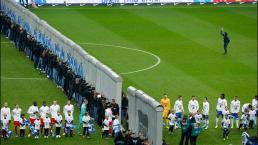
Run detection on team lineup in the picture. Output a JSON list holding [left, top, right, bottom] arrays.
[[0, 99, 121, 140], [160, 94, 257, 144]]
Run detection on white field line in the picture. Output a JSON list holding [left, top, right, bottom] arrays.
[[1, 77, 47, 80], [32, 5, 257, 10], [78, 42, 161, 75], [1, 41, 161, 75], [0, 41, 12, 44]]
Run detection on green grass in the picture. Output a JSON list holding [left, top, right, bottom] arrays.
[[0, 35, 113, 145], [31, 4, 257, 145], [1, 3, 256, 145]]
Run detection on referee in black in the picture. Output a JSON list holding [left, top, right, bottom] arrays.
[[220, 28, 230, 55]]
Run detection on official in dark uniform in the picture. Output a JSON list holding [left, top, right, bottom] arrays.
[[220, 28, 230, 55]]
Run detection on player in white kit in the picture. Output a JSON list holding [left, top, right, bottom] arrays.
[[12, 104, 22, 137], [39, 101, 50, 134], [50, 101, 60, 134], [27, 101, 39, 137], [222, 106, 230, 117], [1, 114, 10, 139], [188, 96, 199, 114], [230, 96, 240, 128], [215, 94, 227, 128], [1, 102, 11, 126], [202, 97, 209, 129], [242, 103, 252, 114], [63, 100, 74, 117], [174, 96, 184, 128]]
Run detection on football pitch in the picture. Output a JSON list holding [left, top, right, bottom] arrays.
[[0, 35, 114, 145], [1, 3, 257, 145]]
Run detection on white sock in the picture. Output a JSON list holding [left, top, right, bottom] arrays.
[[231, 119, 234, 127], [216, 118, 219, 126], [236, 120, 239, 128]]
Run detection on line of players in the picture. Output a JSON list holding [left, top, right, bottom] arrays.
[[1, 99, 121, 140], [0, 100, 83, 139], [161, 94, 258, 134]]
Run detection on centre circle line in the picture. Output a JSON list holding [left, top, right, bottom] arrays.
[[78, 42, 161, 75], [1, 41, 161, 75]]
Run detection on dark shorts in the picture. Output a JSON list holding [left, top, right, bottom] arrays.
[[202, 114, 209, 120], [231, 113, 238, 119], [216, 111, 223, 118], [176, 112, 182, 119]]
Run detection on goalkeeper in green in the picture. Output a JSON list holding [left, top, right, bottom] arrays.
[[77, 99, 88, 134]]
